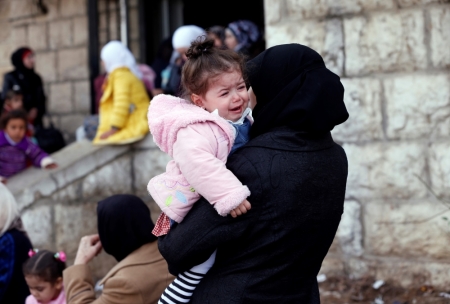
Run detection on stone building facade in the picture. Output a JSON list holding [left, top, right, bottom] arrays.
[[1, 0, 449, 288], [0, 0, 141, 141], [264, 0, 450, 287]]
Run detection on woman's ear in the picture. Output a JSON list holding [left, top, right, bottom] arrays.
[[191, 94, 203, 107]]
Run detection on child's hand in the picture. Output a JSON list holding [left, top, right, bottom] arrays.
[[100, 128, 118, 139], [230, 199, 251, 218], [45, 163, 58, 169]]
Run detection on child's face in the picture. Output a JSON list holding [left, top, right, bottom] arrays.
[[5, 118, 26, 142], [5, 95, 23, 110], [25, 275, 63, 304], [194, 70, 249, 122]]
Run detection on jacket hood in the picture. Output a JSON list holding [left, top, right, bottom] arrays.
[[148, 94, 235, 157]]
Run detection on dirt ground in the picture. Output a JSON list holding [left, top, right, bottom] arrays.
[[319, 275, 450, 304]]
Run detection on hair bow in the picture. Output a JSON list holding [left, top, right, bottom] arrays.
[[28, 248, 38, 257], [54, 251, 66, 262]]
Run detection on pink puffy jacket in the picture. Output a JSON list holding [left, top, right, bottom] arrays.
[[147, 94, 251, 223]]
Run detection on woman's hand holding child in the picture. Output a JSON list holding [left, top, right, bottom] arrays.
[[230, 199, 251, 218]]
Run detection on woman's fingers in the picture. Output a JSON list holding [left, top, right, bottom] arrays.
[[230, 210, 237, 218]]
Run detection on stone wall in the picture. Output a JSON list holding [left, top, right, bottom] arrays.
[[264, 0, 450, 287], [0, 0, 90, 141], [9, 135, 170, 282], [0, 0, 141, 142]]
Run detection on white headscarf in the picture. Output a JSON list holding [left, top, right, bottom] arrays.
[[101, 41, 142, 79], [172, 25, 205, 49], [0, 183, 19, 237]]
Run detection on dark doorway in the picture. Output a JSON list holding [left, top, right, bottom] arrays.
[[139, 0, 265, 65], [183, 0, 264, 32]]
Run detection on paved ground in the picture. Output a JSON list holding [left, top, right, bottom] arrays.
[[319, 275, 450, 304]]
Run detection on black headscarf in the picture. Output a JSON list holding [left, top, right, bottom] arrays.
[[97, 194, 157, 262], [247, 44, 349, 138], [2, 47, 46, 127], [11, 47, 33, 73]]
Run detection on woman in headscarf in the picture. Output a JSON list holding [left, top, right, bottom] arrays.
[[1, 47, 46, 127], [225, 20, 263, 60], [63, 194, 174, 304], [0, 183, 33, 303], [160, 25, 205, 96], [157, 44, 349, 303], [93, 41, 150, 145]]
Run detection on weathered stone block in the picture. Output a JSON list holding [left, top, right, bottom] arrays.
[[332, 78, 383, 141], [345, 257, 450, 288], [59, 114, 85, 135], [58, 48, 89, 80], [60, 0, 87, 17], [336, 200, 364, 256], [132, 134, 158, 150], [266, 18, 344, 75], [49, 19, 72, 49], [49, 142, 129, 189], [51, 182, 82, 203], [344, 142, 428, 199], [21, 203, 54, 249], [55, 202, 98, 258], [35, 51, 57, 82], [49, 82, 73, 113], [28, 22, 47, 51], [384, 74, 450, 139], [73, 16, 88, 46], [12, 26, 28, 47], [10, 1, 35, 19], [74, 80, 91, 113], [264, 0, 282, 25], [429, 141, 450, 197], [286, 0, 396, 18], [398, 0, 445, 7], [133, 150, 172, 193], [364, 200, 450, 260], [82, 155, 133, 198], [344, 10, 427, 76], [429, 7, 450, 68]]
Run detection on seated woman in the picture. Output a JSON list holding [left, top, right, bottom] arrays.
[[63, 194, 174, 304], [158, 44, 349, 303], [93, 41, 150, 145], [0, 183, 33, 303]]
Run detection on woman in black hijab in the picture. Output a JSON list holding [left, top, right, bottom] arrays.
[[63, 194, 174, 304], [157, 44, 349, 303], [1, 47, 46, 127]]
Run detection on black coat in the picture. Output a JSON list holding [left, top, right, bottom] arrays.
[[158, 128, 348, 303], [0, 229, 32, 304], [2, 70, 46, 127]]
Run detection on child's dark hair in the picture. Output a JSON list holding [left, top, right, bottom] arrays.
[[0, 109, 28, 130], [181, 36, 246, 99], [4, 88, 23, 101], [23, 250, 66, 283]]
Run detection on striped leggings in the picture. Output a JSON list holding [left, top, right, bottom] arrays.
[[159, 250, 217, 304]]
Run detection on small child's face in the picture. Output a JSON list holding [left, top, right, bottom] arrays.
[[4, 95, 23, 110], [194, 69, 249, 122], [5, 118, 26, 143], [25, 275, 63, 304]]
